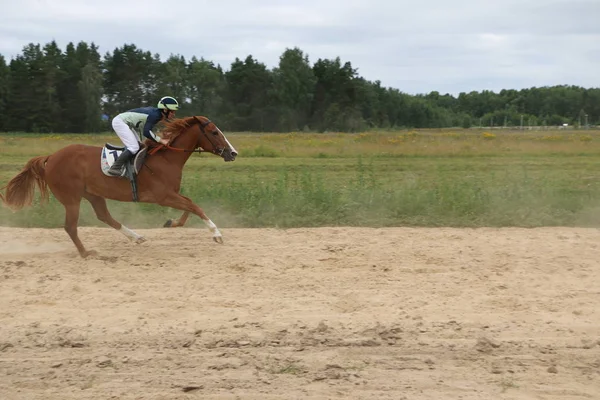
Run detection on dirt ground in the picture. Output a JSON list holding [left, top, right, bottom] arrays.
[[0, 226, 599, 400]]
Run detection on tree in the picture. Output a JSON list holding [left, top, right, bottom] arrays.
[[60, 42, 84, 132], [39, 40, 65, 132], [271, 47, 316, 131], [79, 62, 103, 132], [311, 57, 363, 131], [223, 55, 274, 131], [103, 44, 160, 115], [8, 44, 46, 132], [60, 41, 102, 132], [0, 55, 9, 131], [187, 56, 225, 119], [2, 41, 600, 133], [154, 54, 189, 114]]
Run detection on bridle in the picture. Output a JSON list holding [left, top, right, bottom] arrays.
[[193, 116, 227, 157], [147, 116, 225, 156]]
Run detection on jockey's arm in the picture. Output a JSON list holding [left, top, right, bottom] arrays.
[[142, 112, 163, 142]]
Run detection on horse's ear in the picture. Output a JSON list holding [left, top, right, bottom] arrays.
[[192, 116, 208, 125]]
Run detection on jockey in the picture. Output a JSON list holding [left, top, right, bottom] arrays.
[[107, 96, 179, 175]]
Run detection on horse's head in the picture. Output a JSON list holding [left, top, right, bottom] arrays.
[[192, 116, 237, 162]]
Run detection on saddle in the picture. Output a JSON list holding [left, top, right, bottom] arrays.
[[100, 143, 148, 202]]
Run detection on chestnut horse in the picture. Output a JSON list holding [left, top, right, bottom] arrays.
[[0, 116, 237, 257]]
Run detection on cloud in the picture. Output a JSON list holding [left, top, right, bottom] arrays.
[[1, 0, 599, 95]]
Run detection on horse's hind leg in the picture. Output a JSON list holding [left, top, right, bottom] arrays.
[[83, 192, 146, 244], [63, 202, 96, 258], [164, 211, 190, 228]]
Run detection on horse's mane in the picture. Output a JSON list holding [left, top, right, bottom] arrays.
[[143, 116, 198, 150]]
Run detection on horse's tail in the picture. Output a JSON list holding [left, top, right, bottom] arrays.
[[0, 156, 50, 211]]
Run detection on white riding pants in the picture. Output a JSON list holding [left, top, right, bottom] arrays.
[[112, 115, 140, 153]]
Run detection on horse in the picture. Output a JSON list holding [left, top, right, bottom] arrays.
[[0, 116, 237, 258]]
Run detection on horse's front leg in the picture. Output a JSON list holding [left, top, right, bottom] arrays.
[[163, 211, 190, 228], [159, 193, 223, 243]]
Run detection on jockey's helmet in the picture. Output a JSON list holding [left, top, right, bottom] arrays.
[[158, 96, 179, 111]]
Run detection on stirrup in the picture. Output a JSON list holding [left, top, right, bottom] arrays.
[[107, 165, 125, 177], [124, 163, 139, 202]]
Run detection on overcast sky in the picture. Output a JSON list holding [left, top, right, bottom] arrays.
[[1, 0, 598, 95]]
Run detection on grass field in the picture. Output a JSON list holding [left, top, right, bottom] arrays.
[[2, 128, 600, 229]]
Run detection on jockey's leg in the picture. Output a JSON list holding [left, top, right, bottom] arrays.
[[108, 116, 139, 176], [111, 116, 140, 153]]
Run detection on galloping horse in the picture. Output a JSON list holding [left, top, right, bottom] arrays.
[[0, 116, 237, 257]]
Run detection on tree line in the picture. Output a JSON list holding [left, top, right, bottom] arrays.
[[0, 40, 599, 133]]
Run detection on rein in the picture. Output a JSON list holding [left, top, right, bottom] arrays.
[[148, 144, 204, 156]]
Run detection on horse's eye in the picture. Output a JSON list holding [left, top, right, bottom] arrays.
[[212, 131, 218, 136]]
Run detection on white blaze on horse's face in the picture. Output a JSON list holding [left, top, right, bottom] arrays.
[[216, 126, 238, 161]]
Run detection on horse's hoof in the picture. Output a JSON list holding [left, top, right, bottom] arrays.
[[135, 237, 146, 244], [213, 236, 223, 244], [163, 219, 173, 228], [82, 250, 98, 258]]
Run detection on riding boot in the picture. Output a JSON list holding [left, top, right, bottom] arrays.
[[107, 149, 135, 176]]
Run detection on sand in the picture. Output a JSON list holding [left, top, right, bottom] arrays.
[[0, 226, 599, 399]]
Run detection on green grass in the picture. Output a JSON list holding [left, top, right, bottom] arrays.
[[2, 128, 600, 229]]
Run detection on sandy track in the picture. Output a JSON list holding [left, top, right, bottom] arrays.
[[0, 226, 599, 399]]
